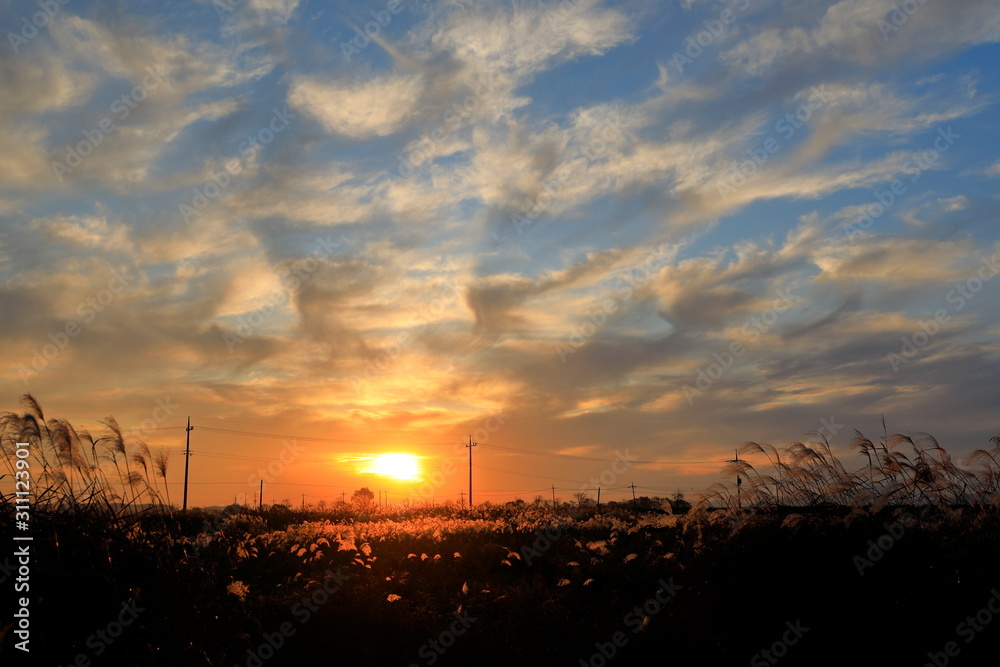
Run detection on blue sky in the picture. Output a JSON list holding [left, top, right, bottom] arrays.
[[2, 0, 999, 505]]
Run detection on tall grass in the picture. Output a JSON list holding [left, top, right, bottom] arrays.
[[4, 395, 1000, 665], [0, 394, 172, 522], [697, 426, 1000, 510]]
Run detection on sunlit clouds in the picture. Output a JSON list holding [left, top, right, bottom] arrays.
[[1, 0, 999, 505]]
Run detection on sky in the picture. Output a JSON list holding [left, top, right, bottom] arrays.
[[1, 0, 999, 507]]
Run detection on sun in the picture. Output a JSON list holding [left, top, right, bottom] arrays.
[[361, 453, 422, 482]]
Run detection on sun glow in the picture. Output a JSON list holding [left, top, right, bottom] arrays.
[[360, 453, 422, 481]]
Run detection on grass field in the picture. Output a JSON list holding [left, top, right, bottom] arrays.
[[3, 397, 1000, 666]]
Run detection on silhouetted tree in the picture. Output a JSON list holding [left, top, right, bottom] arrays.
[[670, 490, 692, 514], [351, 487, 375, 506]]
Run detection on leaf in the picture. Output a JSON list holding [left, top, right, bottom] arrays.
[[461, 581, 469, 595], [556, 578, 571, 586], [386, 594, 402, 602]]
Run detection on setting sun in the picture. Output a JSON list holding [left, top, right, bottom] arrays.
[[359, 453, 422, 482]]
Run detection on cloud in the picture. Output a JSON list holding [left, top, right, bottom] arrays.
[[428, 0, 635, 76], [29, 215, 135, 253], [289, 73, 424, 138], [720, 0, 1000, 74], [247, 0, 300, 24], [2, 0, 999, 502]]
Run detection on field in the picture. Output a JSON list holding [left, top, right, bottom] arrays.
[[4, 398, 1000, 666]]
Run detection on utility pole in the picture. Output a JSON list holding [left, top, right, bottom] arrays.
[[301, 493, 305, 510], [726, 449, 743, 510], [341, 491, 346, 504], [597, 487, 601, 509], [629, 482, 637, 508], [466, 435, 477, 507], [551, 485, 556, 507], [459, 490, 465, 506], [259, 479, 263, 510], [182, 417, 193, 510]]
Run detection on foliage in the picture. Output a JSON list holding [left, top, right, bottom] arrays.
[[351, 486, 375, 506], [698, 428, 1000, 510], [3, 398, 1000, 665]]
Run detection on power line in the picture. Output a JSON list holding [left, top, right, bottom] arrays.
[[62, 416, 729, 505], [473, 463, 627, 486], [192, 425, 721, 465], [195, 426, 462, 446], [480, 443, 718, 465]]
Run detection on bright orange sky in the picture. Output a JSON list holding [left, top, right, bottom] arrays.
[[15, 402, 723, 507], [3, 1, 1000, 506]]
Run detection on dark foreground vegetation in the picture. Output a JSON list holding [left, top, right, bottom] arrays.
[[3, 396, 1000, 666]]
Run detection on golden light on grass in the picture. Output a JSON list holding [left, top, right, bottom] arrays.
[[357, 453, 423, 482]]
